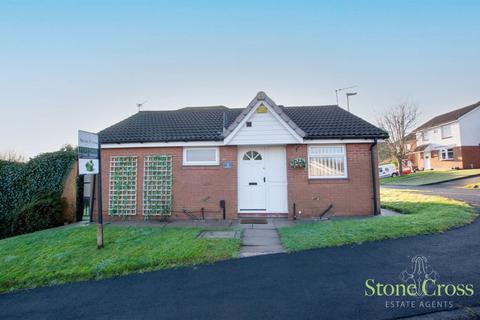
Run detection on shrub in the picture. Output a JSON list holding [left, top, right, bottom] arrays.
[[0, 149, 76, 238], [11, 193, 66, 236]]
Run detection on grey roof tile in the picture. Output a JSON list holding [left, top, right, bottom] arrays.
[[99, 104, 388, 143], [414, 101, 480, 132]]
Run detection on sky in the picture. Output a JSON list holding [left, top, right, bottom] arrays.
[[1, 0, 479, 158]]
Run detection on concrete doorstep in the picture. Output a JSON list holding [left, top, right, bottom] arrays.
[[239, 220, 286, 257]]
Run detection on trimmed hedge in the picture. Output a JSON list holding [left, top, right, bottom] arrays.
[[0, 150, 76, 239], [11, 193, 66, 236]]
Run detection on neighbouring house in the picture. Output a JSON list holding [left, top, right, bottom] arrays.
[[94, 92, 388, 221], [409, 101, 480, 170]]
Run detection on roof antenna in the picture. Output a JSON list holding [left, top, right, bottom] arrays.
[[137, 100, 148, 112], [334, 86, 357, 106]]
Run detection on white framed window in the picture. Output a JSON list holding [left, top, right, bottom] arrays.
[[308, 145, 348, 179], [441, 125, 452, 139], [440, 148, 454, 160], [183, 147, 219, 166]]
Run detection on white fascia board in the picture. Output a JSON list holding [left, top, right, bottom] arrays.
[[223, 100, 303, 145], [303, 139, 376, 144], [101, 141, 224, 149], [102, 138, 379, 148]]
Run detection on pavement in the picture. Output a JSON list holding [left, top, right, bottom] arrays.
[[239, 219, 286, 257], [1, 179, 479, 320]]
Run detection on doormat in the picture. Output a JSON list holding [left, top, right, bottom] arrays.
[[241, 219, 268, 224]]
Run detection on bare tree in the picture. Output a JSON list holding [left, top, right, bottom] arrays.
[[377, 103, 419, 175], [0, 150, 27, 162]]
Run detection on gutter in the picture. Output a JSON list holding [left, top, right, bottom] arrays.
[[370, 138, 380, 216]]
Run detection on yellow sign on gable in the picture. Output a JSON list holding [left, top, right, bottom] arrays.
[[256, 104, 268, 113]]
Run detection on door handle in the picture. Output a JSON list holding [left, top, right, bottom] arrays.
[[249, 182, 257, 185], [263, 177, 266, 183]]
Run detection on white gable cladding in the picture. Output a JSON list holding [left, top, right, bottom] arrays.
[[459, 106, 480, 146], [228, 105, 300, 145]]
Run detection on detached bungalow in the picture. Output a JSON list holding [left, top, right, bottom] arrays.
[[96, 92, 388, 221]]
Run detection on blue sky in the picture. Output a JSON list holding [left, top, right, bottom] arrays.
[[1, 0, 479, 157]]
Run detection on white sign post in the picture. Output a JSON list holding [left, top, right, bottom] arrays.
[[78, 130, 104, 249]]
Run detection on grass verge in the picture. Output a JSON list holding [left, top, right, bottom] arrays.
[[463, 181, 480, 189], [380, 169, 480, 186], [278, 189, 477, 252], [0, 225, 240, 293]]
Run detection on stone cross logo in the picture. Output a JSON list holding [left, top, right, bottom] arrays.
[[399, 255, 438, 297]]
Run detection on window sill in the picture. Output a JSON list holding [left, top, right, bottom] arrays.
[[308, 177, 349, 184]]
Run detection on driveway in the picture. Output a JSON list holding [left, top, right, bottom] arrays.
[[1, 184, 479, 320]]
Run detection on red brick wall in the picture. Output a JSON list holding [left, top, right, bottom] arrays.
[[286, 144, 379, 218], [461, 146, 480, 169], [415, 146, 480, 170], [93, 143, 380, 221], [93, 146, 237, 221]]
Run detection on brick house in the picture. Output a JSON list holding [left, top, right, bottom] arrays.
[[409, 101, 480, 170], [96, 92, 388, 221]]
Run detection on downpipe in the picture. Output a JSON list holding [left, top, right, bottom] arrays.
[[370, 139, 380, 216]]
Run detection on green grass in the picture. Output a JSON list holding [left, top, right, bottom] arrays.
[[463, 180, 480, 189], [278, 189, 477, 252], [0, 225, 240, 293], [380, 169, 480, 186]]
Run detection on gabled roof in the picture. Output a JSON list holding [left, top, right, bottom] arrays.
[[414, 101, 480, 132], [99, 92, 388, 144], [223, 92, 306, 140]]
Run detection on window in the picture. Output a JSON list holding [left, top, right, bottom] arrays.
[[422, 131, 430, 141], [242, 150, 262, 160], [440, 148, 454, 160], [143, 155, 172, 216], [441, 125, 452, 139], [109, 156, 138, 215], [308, 145, 347, 179], [246, 121, 252, 127], [183, 147, 219, 165]]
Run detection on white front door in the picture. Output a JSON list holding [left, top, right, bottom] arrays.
[[424, 152, 431, 170], [237, 146, 288, 213]]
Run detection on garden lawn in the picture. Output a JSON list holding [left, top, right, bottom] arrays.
[[380, 169, 480, 186], [0, 225, 240, 293], [278, 189, 477, 252], [463, 180, 480, 189]]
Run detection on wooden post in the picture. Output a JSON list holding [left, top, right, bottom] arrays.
[[96, 142, 104, 249]]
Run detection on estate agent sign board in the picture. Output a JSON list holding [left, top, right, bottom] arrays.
[[78, 130, 99, 175]]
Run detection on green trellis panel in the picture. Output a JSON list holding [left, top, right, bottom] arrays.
[[143, 155, 173, 216], [108, 156, 138, 216]]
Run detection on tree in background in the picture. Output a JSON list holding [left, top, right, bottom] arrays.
[[0, 150, 26, 162], [377, 103, 419, 175]]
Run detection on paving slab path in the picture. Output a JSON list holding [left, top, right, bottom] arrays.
[[239, 219, 286, 257]]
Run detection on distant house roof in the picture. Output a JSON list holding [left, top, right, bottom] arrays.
[[413, 144, 431, 152], [414, 101, 480, 132], [99, 93, 388, 144]]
